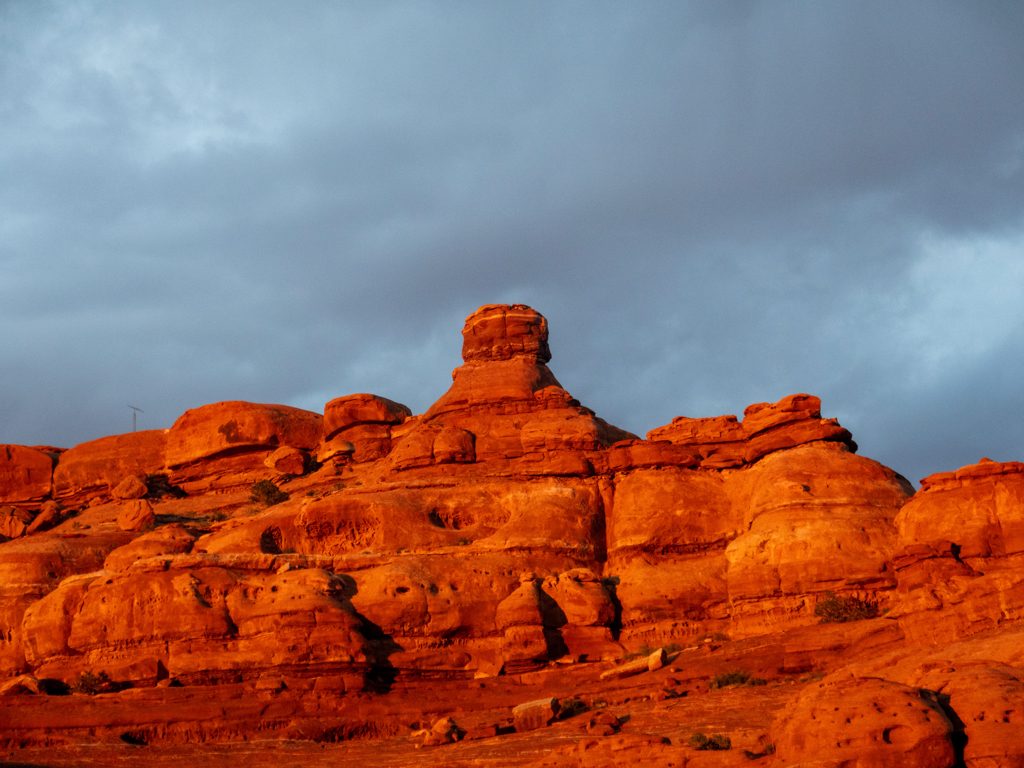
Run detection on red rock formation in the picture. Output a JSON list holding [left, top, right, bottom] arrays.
[[0, 445, 55, 505], [773, 673, 955, 766], [165, 401, 322, 493], [891, 458, 1024, 645], [645, 393, 855, 469], [0, 303, 1023, 767], [52, 429, 166, 504], [116, 499, 156, 532], [322, 394, 411, 463]]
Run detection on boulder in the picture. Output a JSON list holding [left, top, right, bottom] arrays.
[[0, 445, 54, 504], [322, 393, 411, 441], [0, 674, 42, 696], [25, 500, 62, 534], [116, 500, 156, 532], [0, 506, 33, 539], [773, 674, 955, 768], [111, 475, 148, 500], [264, 446, 307, 476], [513, 697, 560, 732], [164, 401, 322, 468]]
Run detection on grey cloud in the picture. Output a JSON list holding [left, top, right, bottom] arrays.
[[2, 1, 1023, 487]]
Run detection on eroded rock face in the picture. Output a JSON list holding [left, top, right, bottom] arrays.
[[461, 303, 551, 364], [891, 459, 1024, 644], [52, 430, 165, 505], [773, 673, 955, 767], [1, 303, 1023, 765], [607, 440, 911, 643], [23, 564, 371, 685], [0, 445, 55, 505], [646, 393, 856, 469], [164, 402, 322, 493]]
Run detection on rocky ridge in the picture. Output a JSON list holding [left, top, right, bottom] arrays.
[[1, 303, 1022, 767]]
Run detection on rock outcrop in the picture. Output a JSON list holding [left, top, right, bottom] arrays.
[[0, 445, 55, 505], [52, 430, 166, 505], [1, 303, 1023, 768], [165, 401, 323, 493]]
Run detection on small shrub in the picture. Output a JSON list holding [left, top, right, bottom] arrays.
[[663, 642, 682, 655], [690, 732, 731, 750], [709, 670, 767, 689], [72, 670, 112, 695], [559, 696, 587, 718], [455, 537, 470, 546], [814, 591, 880, 624], [250, 480, 289, 507]]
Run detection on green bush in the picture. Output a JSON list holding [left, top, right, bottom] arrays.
[[250, 480, 289, 507], [709, 670, 767, 689], [690, 732, 731, 750], [814, 591, 880, 623]]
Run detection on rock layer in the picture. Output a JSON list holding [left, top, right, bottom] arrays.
[[0, 303, 1023, 767]]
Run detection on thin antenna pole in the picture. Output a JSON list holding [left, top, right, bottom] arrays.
[[128, 405, 144, 432]]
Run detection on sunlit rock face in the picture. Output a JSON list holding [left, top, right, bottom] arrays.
[[0, 303, 1022, 766]]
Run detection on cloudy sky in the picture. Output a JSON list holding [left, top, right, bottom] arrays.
[[2, 1, 1023, 486]]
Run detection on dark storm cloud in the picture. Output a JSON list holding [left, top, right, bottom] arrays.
[[2, 1, 1023, 485]]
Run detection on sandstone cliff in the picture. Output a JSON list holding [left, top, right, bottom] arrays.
[[1, 303, 1021, 767]]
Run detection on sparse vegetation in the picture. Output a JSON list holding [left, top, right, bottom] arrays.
[[144, 473, 186, 499], [690, 732, 731, 750], [72, 670, 112, 695], [624, 642, 682, 661], [559, 696, 587, 718], [814, 591, 880, 624], [709, 670, 767, 689], [455, 537, 470, 546], [250, 480, 289, 507]]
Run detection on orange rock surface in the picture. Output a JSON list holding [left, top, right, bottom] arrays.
[[0, 444, 55, 504], [1, 303, 1022, 767], [51, 429, 166, 504]]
